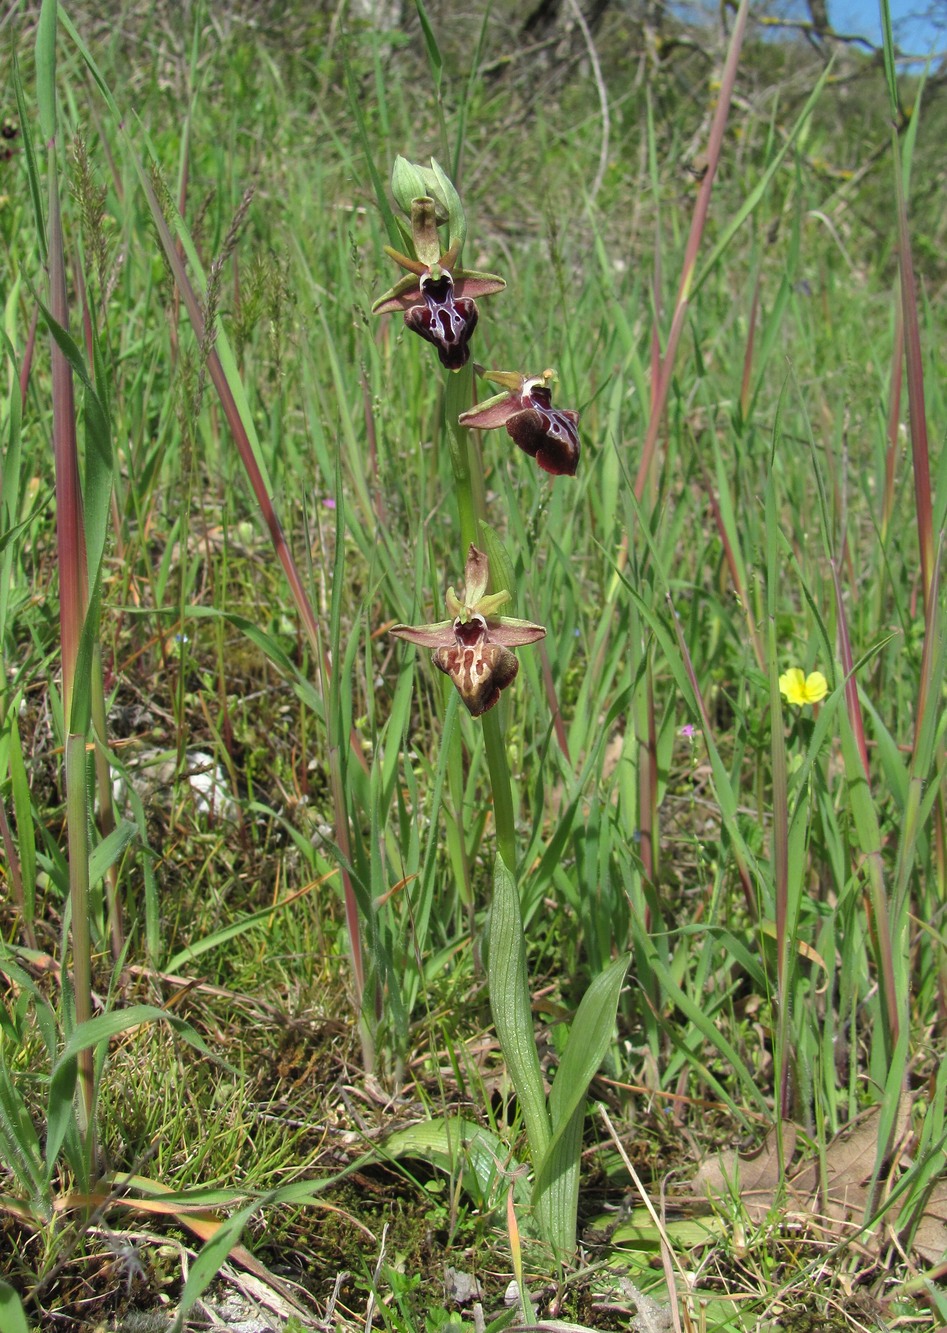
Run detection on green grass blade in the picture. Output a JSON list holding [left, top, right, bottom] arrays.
[[170, 1196, 263, 1333], [56, 1005, 216, 1065], [547, 955, 630, 1135], [414, 0, 444, 97], [0, 1061, 47, 1211], [87, 818, 137, 891]]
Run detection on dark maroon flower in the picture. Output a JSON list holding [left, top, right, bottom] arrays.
[[390, 546, 545, 717], [458, 370, 580, 477], [402, 269, 479, 370], [372, 192, 504, 373]]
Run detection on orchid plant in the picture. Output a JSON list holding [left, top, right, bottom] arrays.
[[374, 155, 629, 1260]]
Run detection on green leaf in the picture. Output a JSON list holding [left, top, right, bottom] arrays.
[[414, 0, 443, 95], [88, 819, 138, 890], [533, 1098, 584, 1256], [12, 54, 46, 266], [532, 954, 629, 1253], [0, 1280, 32, 1333], [56, 1005, 216, 1066], [5, 715, 37, 930], [379, 1116, 527, 1210], [164, 894, 302, 974], [35, 0, 58, 146], [547, 954, 630, 1135], [0, 489, 53, 558], [488, 856, 550, 1168], [171, 1197, 262, 1333], [43, 1050, 78, 1183], [879, 0, 900, 120], [343, 58, 400, 250], [0, 1061, 47, 1211]]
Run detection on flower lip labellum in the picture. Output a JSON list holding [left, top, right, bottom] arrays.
[[507, 380, 580, 477], [432, 614, 519, 717], [403, 269, 479, 370]]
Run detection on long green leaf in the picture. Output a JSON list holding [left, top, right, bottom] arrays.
[[547, 955, 630, 1135], [87, 818, 137, 889], [0, 1062, 47, 1210], [379, 1116, 528, 1211], [56, 1005, 216, 1065], [35, 0, 57, 145], [164, 893, 308, 974], [488, 856, 550, 1168], [12, 55, 45, 265], [414, 0, 444, 95], [532, 954, 629, 1253], [171, 1196, 263, 1333]]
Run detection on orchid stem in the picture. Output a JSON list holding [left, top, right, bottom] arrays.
[[444, 364, 518, 871], [483, 711, 517, 871], [445, 365, 479, 552]]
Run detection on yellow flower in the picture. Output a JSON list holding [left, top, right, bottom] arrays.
[[779, 668, 828, 707]]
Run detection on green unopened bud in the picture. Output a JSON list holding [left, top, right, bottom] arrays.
[[390, 157, 468, 258], [428, 159, 467, 254], [391, 156, 447, 220]]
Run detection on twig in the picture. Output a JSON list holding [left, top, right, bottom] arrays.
[[599, 1104, 687, 1333], [565, 0, 610, 206]]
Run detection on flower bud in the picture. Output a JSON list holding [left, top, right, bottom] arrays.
[[391, 156, 446, 220]]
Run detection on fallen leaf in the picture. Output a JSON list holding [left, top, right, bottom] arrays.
[[691, 1121, 796, 1220], [687, 1096, 946, 1268], [444, 1266, 483, 1304], [906, 1181, 947, 1265]]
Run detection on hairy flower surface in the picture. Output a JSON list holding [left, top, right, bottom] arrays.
[[390, 546, 545, 716], [778, 668, 828, 707], [458, 370, 580, 476]]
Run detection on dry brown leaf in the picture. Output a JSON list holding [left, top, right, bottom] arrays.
[[687, 1096, 947, 1267], [911, 1213, 947, 1265], [787, 1105, 881, 1228], [904, 1181, 947, 1265], [794, 1097, 914, 1229], [691, 1122, 797, 1222]]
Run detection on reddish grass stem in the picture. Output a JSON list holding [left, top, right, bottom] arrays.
[[47, 145, 96, 1146], [634, 0, 750, 501]]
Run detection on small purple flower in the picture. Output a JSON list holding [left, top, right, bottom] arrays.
[[679, 724, 696, 738], [390, 546, 545, 717], [458, 370, 580, 477]]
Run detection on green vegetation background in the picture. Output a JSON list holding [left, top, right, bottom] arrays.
[[2, 0, 946, 1328]]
